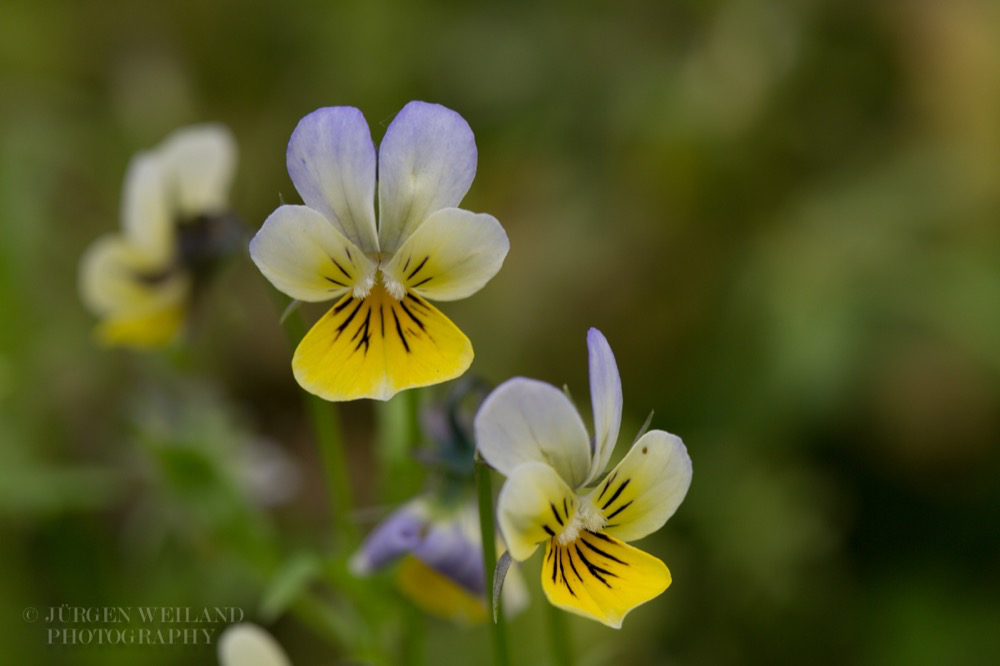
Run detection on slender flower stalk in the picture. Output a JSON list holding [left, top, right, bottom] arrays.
[[546, 595, 573, 666], [282, 308, 356, 546], [476, 461, 510, 666]]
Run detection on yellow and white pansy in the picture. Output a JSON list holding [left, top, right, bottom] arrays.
[[78, 124, 237, 348], [474, 329, 692, 628], [218, 623, 291, 666], [250, 101, 509, 401]]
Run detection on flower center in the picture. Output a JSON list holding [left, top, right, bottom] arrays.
[[356, 261, 406, 301], [555, 496, 606, 546]]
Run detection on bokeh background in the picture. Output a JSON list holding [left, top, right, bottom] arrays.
[[2, 0, 1000, 664]]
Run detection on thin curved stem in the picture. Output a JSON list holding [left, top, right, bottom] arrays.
[[476, 461, 510, 666]]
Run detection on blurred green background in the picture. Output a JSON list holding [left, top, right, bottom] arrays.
[[3, 0, 1000, 664]]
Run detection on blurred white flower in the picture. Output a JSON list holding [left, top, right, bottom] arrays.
[[79, 124, 237, 348], [218, 623, 291, 666]]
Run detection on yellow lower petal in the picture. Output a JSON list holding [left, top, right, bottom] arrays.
[[292, 284, 473, 401], [95, 303, 186, 349], [395, 556, 487, 624], [541, 531, 671, 629]]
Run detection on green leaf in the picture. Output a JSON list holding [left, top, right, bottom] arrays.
[[492, 551, 512, 623]]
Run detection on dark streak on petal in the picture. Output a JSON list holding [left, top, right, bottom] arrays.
[[352, 306, 372, 355], [333, 297, 356, 315], [601, 478, 631, 511], [559, 548, 576, 598], [575, 544, 614, 587], [331, 257, 352, 280], [587, 531, 615, 544], [597, 472, 618, 503], [581, 535, 627, 566], [605, 500, 633, 521], [407, 256, 429, 280], [550, 503, 564, 527], [405, 294, 431, 313], [391, 308, 410, 353], [398, 299, 426, 332], [567, 546, 584, 582], [335, 299, 364, 340]]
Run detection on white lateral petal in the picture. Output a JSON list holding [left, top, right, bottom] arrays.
[[475, 378, 592, 489], [79, 235, 188, 316], [585, 328, 623, 484], [120, 152, 173, 264], [589, 430, 692, 543], [383, 207, 508, 302], [158, 123, 236, 217], [377, 101, 477, 253], [217, 623, 291, 666], [249, 205, 374, 302], [497, 462, 579, 561], [287, 107, 378, 253]]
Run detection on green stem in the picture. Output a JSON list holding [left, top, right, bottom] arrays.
[[546, 597, 572, 666], [475, 461, 510, 666], [375, 389, 423, 505], [283, 310, 357, 547], [400, 603, 426, 666], [305, 391, 357, 546]]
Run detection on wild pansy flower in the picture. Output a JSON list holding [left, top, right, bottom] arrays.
[[350, 380, 526, 623], [474, 329, 692, 628], [79, 124, 238, 348], [249, 101, 509, 401], [218, 623, 291, 666], [351, 496, 527, 624]]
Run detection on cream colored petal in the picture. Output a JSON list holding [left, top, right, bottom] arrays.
[[79, 235, 187, 317], [217, 623, 291, 666], [249, 205, 374, 302], [120, 152, 173, 264], [377, 101, 477, 253], [382, 207, 508, 302], [158, 123, 236, 217], [496, 462, 579, 561], [584, 328, 623, 484], [588, 430, 692, 543], [475, 378, 592, 489]]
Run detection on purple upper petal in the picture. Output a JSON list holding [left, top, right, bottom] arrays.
[[586, 328, 623, 484], [376, 101, 477, 253], [286, 107, 378, 253]]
